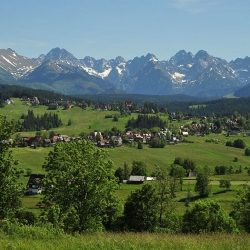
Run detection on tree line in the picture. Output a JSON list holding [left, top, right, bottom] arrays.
[[0, 84, 89, 107], [2, 84, 250, 116], [126, 114, 166, 130], [19, 110, 62, 131]]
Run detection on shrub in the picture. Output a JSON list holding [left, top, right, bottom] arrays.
[[105, 115, 113, 118], [14, 210, 36, 225], [245, 148, 250, 156], [226, 141, 233, 147], [233, 139, 246, 149], [182, 200, 238, 233]]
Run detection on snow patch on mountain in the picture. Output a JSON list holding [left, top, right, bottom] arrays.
[[1, 55, 16, 67], [99, 68, 112, 78]]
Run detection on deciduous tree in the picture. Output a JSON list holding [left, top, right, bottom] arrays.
[[131, 160, 148, 176], [0, 116, 24, 219], [195, 173, 211, 198], [232, 186, 250, 232], [155, 165, 176, 228], [182, 200, 237, 233], [123, 184, 158, 231], [42, 139, 120, 233], [219, 180, 231, 191]]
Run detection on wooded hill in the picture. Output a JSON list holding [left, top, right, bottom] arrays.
[[1, 84, 250, 116]]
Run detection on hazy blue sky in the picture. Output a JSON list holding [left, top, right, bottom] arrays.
[[1, 0, 249, 61]]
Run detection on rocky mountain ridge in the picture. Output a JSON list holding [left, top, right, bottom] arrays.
[[0, 47, 249, 97]]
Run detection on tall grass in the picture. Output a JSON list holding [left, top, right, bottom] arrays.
[[1, 225, 250, 250]]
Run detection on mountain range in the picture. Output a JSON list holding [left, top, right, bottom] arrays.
[[0, 47, 250, 97]]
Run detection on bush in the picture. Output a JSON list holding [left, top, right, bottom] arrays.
[[245, 148, 250, 156], [233, 139, 246, 149], [113, 115, 119, 122], [226, 141, 233, 147], [13, 210, 36, 225], [149, 138, 166, 148], [137, 140, 143, 149], [105, 115, 113, 118], [26, 168, 32, 176], [182, 200, 238, 233]]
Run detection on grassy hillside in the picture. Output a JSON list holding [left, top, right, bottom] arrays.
[[2, 98, 250, 214], [1, 98, 139, 136]]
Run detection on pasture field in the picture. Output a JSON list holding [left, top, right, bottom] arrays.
[[1, 98, 250, 214], [1, 98, 140, 136], [16, 136, 250, 214]]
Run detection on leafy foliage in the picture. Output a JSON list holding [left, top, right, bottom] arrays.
[[245, 148, 250, 156], [123, 184, 158, 231], [182, 200, 237, 233], [148, 138, 166, 148], [233, 139, 246, 149], [232, 186, 250, 232], [173, 157, 196, 174], [214, 166, 228, 175], [0, 115, 24, 219], [219, 180, 231, 190], [195, 173, 211, 198], [131, 161, 148, 176], [155, 165, 177, 229], [42, 139, 120, 233]]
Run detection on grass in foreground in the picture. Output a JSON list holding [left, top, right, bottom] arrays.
[[1, 226, 250, 250]]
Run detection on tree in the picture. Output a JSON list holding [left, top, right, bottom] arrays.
[[169, 164, 186, 191], [131, 160, 148, 176], [232, 186, 250, 232], [42, 139, 120, 233], [183, 158, 196, 173], [113, 115, 119, 122], [173, 157, 184, 166], [0, 115, 24, 220], [173, 157, 196, 174], [195, 173, 211, 198], [219, 180, 231, 191], [137, 140, 143, 149], [185, 182, 192, 207], [149, 138, 166, 148], [155, 165, 176, 228], [123, 162, 130, 180], [115, 167, 124, 183], [214, 165, 228, 175], [182, 200, 237, 233], [233, 139, 246, 149], [123, 184, 158, 231], [245, 148, 250, 156]]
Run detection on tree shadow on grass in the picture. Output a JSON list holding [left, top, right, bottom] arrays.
[[213, 190, 232, 195], [178, 195, 202, 202]]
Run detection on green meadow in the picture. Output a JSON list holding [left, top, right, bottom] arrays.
[[0, 98, 139, 137], [2, 97, 250, 248], [2, 98, 249, 215]]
